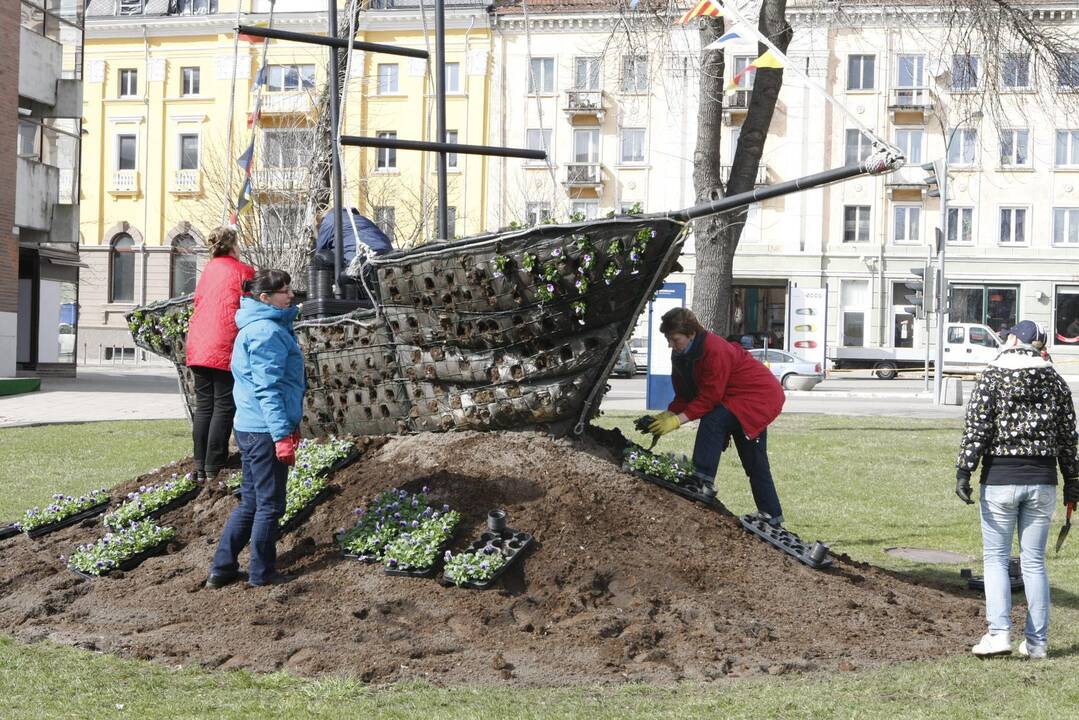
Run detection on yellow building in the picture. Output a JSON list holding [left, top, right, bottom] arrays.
[[80, 1, 493, 355]]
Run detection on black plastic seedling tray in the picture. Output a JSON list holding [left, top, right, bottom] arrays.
[[104, 485, 201, 529], [0, 524, 19, 541], [26, 501, 111, 539], [961, 557, 1024, 591], [278, 487, 334, 536], [739, 514, 833, 569], [69, 541, 171, 580], [626, 467, 719, 507], [442, 528, 534, 590], [235, 448, 359, 502], [341, 549, 380, 563], [384, 536, 454, 578]]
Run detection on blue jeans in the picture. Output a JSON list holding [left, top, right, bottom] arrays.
[[692, 405, 783, 520], [980, 484, 1055, 645], [211, 430, 288, 585]]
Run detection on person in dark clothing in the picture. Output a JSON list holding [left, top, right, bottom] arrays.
[[313, 208, 392, 302], [956, 319, 1079, 659], [646, 307, 787, 525], [185, 226, 255, 483]]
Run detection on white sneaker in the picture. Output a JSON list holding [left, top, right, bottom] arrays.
[[1018, 639, 1047, 659], [971, 632, 1012, 657]]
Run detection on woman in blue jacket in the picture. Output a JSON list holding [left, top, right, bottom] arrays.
[[207, 269, 305, 588]]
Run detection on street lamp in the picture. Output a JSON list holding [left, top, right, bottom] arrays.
[[927, 108, 984, 405]]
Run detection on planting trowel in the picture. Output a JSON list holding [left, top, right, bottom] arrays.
[[1056, 502, 1074, 554], [633, 415, 660, 450]]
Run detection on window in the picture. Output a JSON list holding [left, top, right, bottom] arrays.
[[574, 57, 601, 90], [573, 128, 599, 164], [1057, 54, 1079, 89], [947, 326, 966, 344], [845, 129, 872, 165], [622, 55, 649, 92], [178, 133, 199, 170], [374, 206, 396, 241], [951, 54, 979, 91], [949, 286, 1017, 334], [847, 54, 875, 90], [947, 207, 974, 245], [110, 233, 135, 303], [895, 128, 923, 164], [17, 120, 39, 160], [999, 207, 1027, 245], [896, 54, 925, 89], [444, 62, 461, 93], [1054, 286, 1079, 344], [1001, 54, 1030, 89], [893, 205, 921, 244], [181, 66, 200, 96], [266, 64, 315, 92], [841, 280, 868, 346], [170, 234, 198, 297], [377, 63, 399, 95], [947, 127, 977, 165], [999, 129, 1030, 167], [175, 0, 217, 14], [733, 55, 756, 90], [119, 69, 138, 97], [620, 128, 645, 163], [843, 205, 870, 243], [376, 131, 397, 170], [1055, 130, 1079, 167], [446, 130, 458, 169], [1053, 208, 1079, 246], [525, 202, 551, 226], [117, 134, 137, 170], [571, 201, 599, 220], [525, 128, 551, 156], [969, 327, 998, 348], [528, 58, 554, 94], [262, 130, 313, 168], [891, 284, 915, 348]]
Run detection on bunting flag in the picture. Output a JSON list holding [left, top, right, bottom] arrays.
[[237, 22, 269, 43], [724, 49, 787, 94], [675, 0, 722, 25], [703, 23, 749, 51], [246, 108, 261, 130], [234, 177, 253, 220], [236, 139, 255, 172]]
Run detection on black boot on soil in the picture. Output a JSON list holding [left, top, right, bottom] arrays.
[[248, 573, 295, 588], [206, 571, 240, 589]]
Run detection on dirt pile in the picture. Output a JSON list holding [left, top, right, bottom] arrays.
[[0, 431, 985, 685]]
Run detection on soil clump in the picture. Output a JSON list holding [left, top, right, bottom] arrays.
[[0, 430, 985, 685]]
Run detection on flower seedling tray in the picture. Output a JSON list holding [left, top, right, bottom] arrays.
[[384, 536, 454, 579], [278, 487, 334, 537], [322, 448, 361, 477], [739, 514, 833, 570], [70, 541, 171, 580], [0, 524, 19, 541], [341, 549, 380, 563], [626, 467, 718, 507], [106, 485, 201, 528], [442, 528, 534, 590], [26, 501, 111, 539]]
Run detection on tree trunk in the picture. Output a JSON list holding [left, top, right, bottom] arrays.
[[691, 0, 792, 336]]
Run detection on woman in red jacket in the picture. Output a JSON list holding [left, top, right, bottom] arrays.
[[186, 226, 255, 482], [648, 308, 787, 525]]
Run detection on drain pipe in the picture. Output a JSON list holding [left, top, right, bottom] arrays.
[[141, 24, 150, 307]]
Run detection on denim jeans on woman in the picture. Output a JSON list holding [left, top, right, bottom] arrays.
[[980, 484, 1056, 645], [211, 430, 288, 585], [692, 404, 783, 520]]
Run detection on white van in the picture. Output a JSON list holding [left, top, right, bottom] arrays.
[[830, 322, 1004, 378], [942, 323, 1004, 372]]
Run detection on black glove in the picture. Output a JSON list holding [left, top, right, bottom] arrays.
[[633, 415, 656, 435], [955, 471, 974, 505], [1064, 478, 1079, 506]]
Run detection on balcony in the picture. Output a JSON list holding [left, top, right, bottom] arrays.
[[888, 87, 933, 121], [259, 92, 314, 116], [720, 163, 769, 186], [16, 157, 59, 231], [251, 167, 310, 192], [722, 90, 751, 124], [109, 170, 139, 194], [19, 27, 62, 106], [885, 165, 929, 197], [563, 163, 603, 191], [170, 169, 202, 195], [563, 90, 605, 121]]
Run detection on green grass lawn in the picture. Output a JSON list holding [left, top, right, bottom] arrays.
[[2, 415, 1079, 719]]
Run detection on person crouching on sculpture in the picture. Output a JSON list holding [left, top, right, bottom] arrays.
[[207, 269, 305, 588], [647, 307, 787, 526], [185, 226, 255, 483]]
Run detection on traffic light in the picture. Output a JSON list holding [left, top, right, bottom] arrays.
[[921, 160, 945, 198], [904, 265, 934, 319]]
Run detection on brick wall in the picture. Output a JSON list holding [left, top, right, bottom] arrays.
[[0, 1, 20, 315]]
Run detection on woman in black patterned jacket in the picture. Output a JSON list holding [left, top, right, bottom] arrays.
[[956, 320, 1079, 659]]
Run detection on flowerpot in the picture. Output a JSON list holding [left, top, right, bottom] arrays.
[[808, 541, 829, 565], [487, 509, 508, 532]]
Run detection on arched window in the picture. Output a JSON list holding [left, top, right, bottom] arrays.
[[170, 234, 198, 296], [109, 233, 135, 303]]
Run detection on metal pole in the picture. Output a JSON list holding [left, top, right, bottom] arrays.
[[434, 0, 448, 240], [934, 149, 949, 404], [328, 0, 345, 299], [236, 24, 429, 59], [924, 245, 930, 391]]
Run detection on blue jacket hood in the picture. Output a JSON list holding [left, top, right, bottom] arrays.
[[235, 296, 299, 330]]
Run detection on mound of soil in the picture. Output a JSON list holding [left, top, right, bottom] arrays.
[[0, 431, 985, 685]]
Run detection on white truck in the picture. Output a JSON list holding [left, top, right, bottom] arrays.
[[829, 323, 1004, 379]]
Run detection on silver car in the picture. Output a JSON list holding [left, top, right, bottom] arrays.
[[748, 349, 823, 391]]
